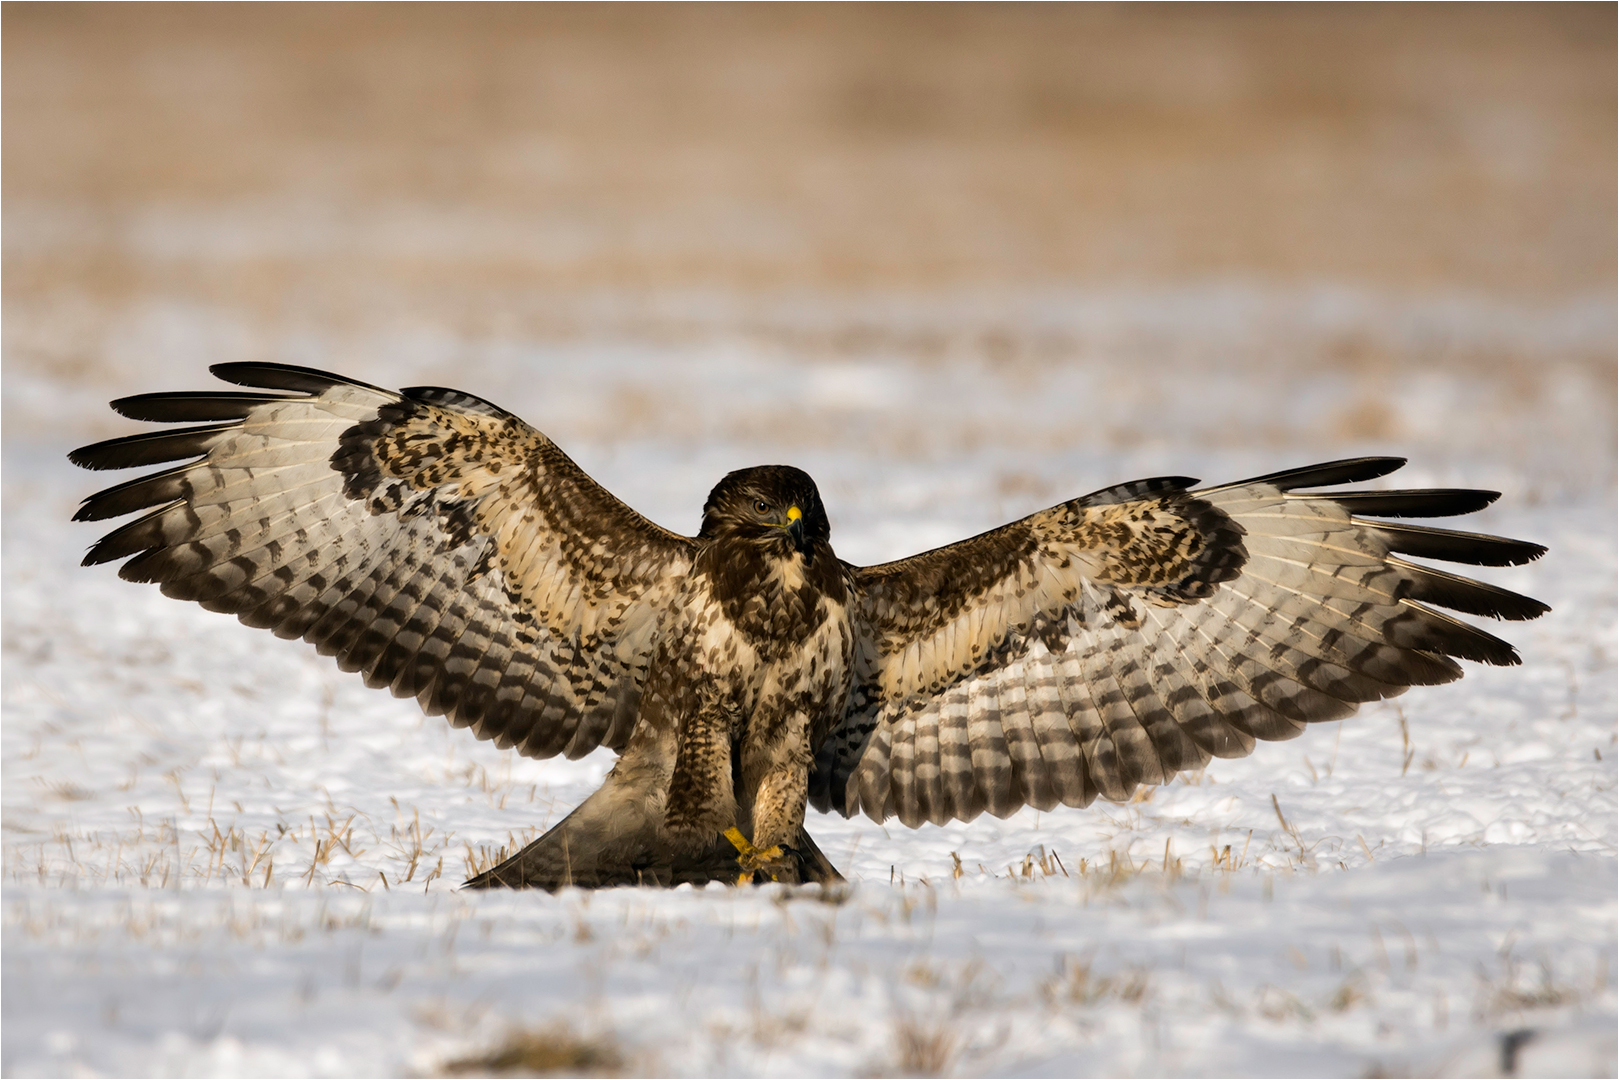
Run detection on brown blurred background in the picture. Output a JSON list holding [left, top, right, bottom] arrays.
[[3, 3, 1614, 499]]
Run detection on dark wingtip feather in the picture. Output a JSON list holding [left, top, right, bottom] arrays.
[[1317, 488, 1501, 519], [1391, 604, 1524, 667], [74, 496, 128, 524], [66, 443, 107, 470], [72, 464, 190, 522], [1225, 457, 1407, 492], [1367, 521, 1547, 567], [1392, 558, 1550, 621], [111, 391, 284, 423], [209, 362, 388, 395], [68, 425, 231, 471], [81, 510, 166, 566]]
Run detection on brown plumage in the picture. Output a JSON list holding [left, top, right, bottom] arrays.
[[71, 364, 1549, 887]]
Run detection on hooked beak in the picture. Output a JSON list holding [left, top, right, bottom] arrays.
[[785, 505, 808, 554]]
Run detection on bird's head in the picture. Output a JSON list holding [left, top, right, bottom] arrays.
[[699, 465, 830, 559]]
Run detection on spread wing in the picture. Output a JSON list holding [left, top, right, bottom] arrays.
[[70, 363, 694, 759], [811, 458, 1548, 826]]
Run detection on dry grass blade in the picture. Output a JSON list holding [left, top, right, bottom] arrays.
[[888, 1015, 958, 1078], [461, 830, 533, 881], [1043, 954, 1154, 1008], [439, 1024, 624, 1078]]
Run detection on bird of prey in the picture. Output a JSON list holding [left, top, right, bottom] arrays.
[[70, 364, 1549, 888]]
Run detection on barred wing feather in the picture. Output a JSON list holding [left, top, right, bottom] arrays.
[[70, 363, 694, 760], [814, 458, 1547, 826]]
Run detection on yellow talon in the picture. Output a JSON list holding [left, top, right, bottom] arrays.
[[724, 827, 785, 884]]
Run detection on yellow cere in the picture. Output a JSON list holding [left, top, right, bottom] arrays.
[[786, 505, 802, 522]]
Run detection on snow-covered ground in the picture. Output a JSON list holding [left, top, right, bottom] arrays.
[[4, 286, 1615, 1076]]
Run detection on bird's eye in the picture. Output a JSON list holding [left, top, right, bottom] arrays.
[[753, 499, 771, 515]]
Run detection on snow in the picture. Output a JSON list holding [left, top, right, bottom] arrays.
[[4, 287, 1616, 1077]]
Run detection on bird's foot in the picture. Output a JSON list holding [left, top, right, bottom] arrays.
[[723, 827, 794, 884]]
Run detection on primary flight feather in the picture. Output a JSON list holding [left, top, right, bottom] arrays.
[[71, 364, 1548, 887]]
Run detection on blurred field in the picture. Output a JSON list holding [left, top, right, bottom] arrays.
[[4, 4, 1614, 487], [6, 4, 1614, 287]]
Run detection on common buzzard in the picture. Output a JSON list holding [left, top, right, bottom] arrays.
[[70, 364, 1549, 888]]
